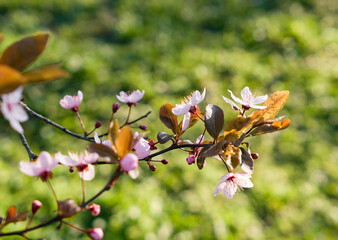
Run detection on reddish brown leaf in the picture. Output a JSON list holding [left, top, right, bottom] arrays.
[[159, 104, 178, 134], [23, 64, 69, 84], [108, 119, 119, 146], [256, 91, 289, 124], [0, 64, 27, 94], [57, 199, 81, 218], [249, 119, 291, 136], [222, 111, 262, 141], [87, 143, 118, 163], [0, 33, 49, 71], [240, 147, 254, 174], [5, 206, 16, 222], [205, 104, 224, 140], [115, 126, 133, 158], [230, 146, 241, 169], [4, 206, 28, 225], [0, 34, 4, 45]]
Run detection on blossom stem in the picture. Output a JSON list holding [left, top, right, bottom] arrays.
[[25, 214, 35, 230], [196, 112, 205, 122], [62, 221, 86, 233], [46, 179, 58, 204], [18, 133, 37, 161], [81, 178, 85, 204], [124, 106, 132, 125], [22, 103, 95, 142], [76, 111, 87, 135]]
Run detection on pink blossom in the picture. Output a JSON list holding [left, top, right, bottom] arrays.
[[172, 88, 206, 131], [59, 90, 83, 111], [31, 200, 42, 214], [116, 90, 145, 105], [94, 132, 112, 147], [56, 151, 99, 181], [133, 132, 151, 159], [120, 153, 139, 179], [214, 172, 253, 199], [86, 203, 101, 216], [20, 151, 58, 181], [223, 87, 267, 110], [186, 155, 195, 165], [87, 228, 104, 240], [1, 87, 28, 134]]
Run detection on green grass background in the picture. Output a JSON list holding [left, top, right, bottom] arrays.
[[0, 0, 337, 239]]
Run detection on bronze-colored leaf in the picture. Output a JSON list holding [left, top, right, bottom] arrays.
[[157, 131, 174, 144], [5, 206, 16, 222], [240, 147, 254, 174], [230, 146, 241, 169], [197, 146, 211, 170], [222, 111, 262, 141], [57, 199, 81, 218], [0, 64, 27, 94], [115, 126, 133, 158], [202, 140, 227, 158], [0, 34, 4, 45], [159, 104, 178, 134], [205, 104, 224, 140], [87, 143, 118, 163], [256, 90, 289, 123], [249, 119, 291, 136], [108, 118, 119, 146], [0, 33, 49, 71], [23, 64, 69, 84]]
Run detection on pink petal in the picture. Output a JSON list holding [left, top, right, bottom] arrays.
[[84, 152, 99, 164], [120, 153, 139, 172], [190, 88, 206, 106], [224, 181, 238, 199], [233, 173, 254, 188], [6, 86, 23, 102], [228, 90, 246, 106], [9, 119, 24, 134], [220, 172, 234, 182], [79, 164, 95, 181], [57, 152, 78, 166], [128, 168, 139, 179], [39, 152, 58, 171], [213, 182, 227, 196], [60, 95, 75, 109], [241, 87, 252, 103], [250, 104, 267, 109], [172, 103, 191, 115], [75, 90, 83, 105], [20, 161, 41, 177], [181, 112, 191, 131], [222, 96, 241, 111], [252, 94, 268, 105]]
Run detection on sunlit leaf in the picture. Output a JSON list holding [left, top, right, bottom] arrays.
[[240, 147, 254, 174], [159, 104, 178, 134], [256, 90, 289, 123], [23, 64, 69, 84], [205, 104, 224, 140], [108, 118, 119, 146], [0, 33, 49, 71], [0, 64, 27, 94], [5, 206, 16, 221], [87, 143, 118, 163], [222, 111, 262, 141], [197, 146, 211, 170], [202, 140, 227, 158], [249, 119, 291, 136], [230, 146, 241, 169], [115, 126, 133, 158], [0, 34, 4, 45]]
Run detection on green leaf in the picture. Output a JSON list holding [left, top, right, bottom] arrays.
[[0, 33, 49, 71], [205, 104, 224, 140]]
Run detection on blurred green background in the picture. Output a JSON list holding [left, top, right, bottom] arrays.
[[0, 0, 337, 239]]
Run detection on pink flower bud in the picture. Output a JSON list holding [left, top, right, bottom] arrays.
[[161, 159, 168, 165], [87, 228, 104, 240], [149, 164, 156, 171], [139, 124, 148, 130], [95, 121, 102, 129], [186, 155, 195, 165], [120, 153, 139, 172], [251, 153, 259, 159], [112, 102, 120, 113], [31, 200, 42, 214], [86, 203, 101, 216]]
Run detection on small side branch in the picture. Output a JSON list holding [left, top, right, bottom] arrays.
[[18, 133, 37, 161], [22, 103, 94, 142]]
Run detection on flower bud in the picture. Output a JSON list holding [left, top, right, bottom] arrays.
[[149, 164, 156, 171], [86, 203, 101, 216], [69, 167, 74, 173], [112, 103, 120, 113], [149, 140, 158, 150], [87, 228, 104, 240], [31, 200, 42, 214], [251, 153, 259, 159], [139, 124, 148, 130], [186, 155, 195, 165], [161, 159, 168, 165], [95, 121, 102, 129]]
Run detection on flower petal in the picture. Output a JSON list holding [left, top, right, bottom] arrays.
[[181, 112, 191, 131], [213, 182, 227, 196], [190, 88, 206, 106], [233, 173, 254, 188], [75, 90, 83, 105], [60, 95, 75, 109], [252, 94, 268, 105], [223, 181, 238, 199], [79, 164, 95, 181], [241, 87, 252, 103], [228, 90, 246, 106], [172, 103, 190, 115], [222, 96, 241, 111], [128, 168, 139, 179]]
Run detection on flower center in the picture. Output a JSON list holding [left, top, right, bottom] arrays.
[[189, 105, 198, 114]]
